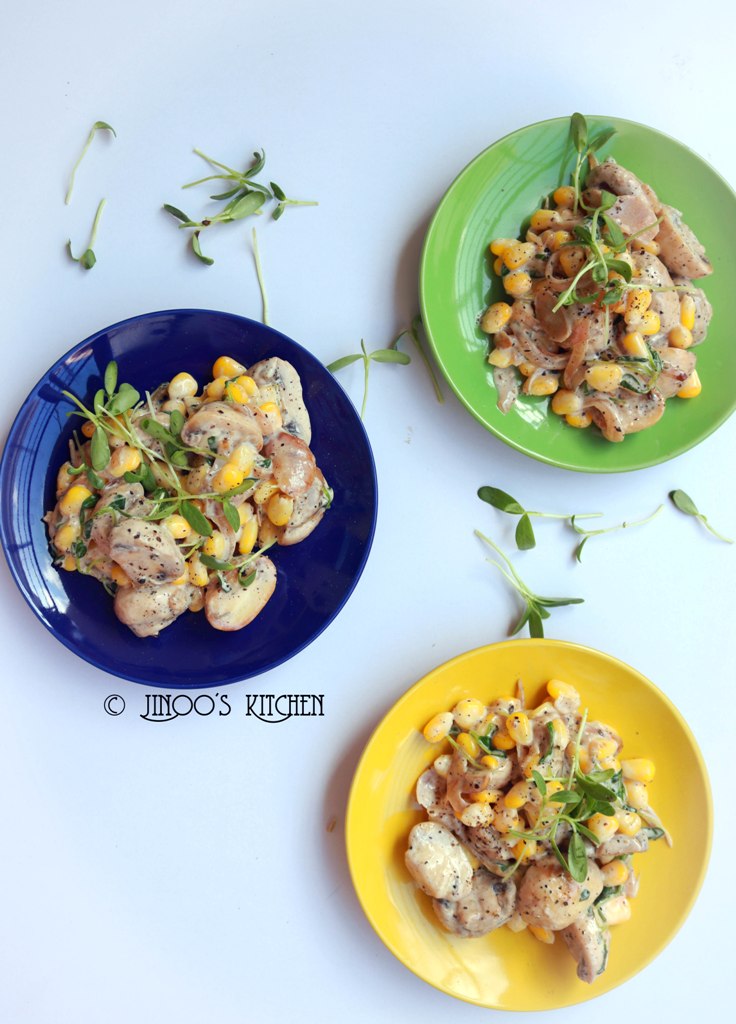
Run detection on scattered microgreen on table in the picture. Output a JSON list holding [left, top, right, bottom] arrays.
[[475, 530, 583, 637], [67, 198, 107, 270], [65, 121, 116, 205], [669, 489, 733, 543], [571, 504, 664, 561], [327, 341, 410, 419], [478, 485, 600, 551], [391, 314, 444, 404], [164, 147, 317, 265], [251, 227, 269, 324]]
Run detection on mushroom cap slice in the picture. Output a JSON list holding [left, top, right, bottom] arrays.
[[109, 518, 185, 586], [279, 469, 328, 546], [248, 357, 312, 443], [204, 556, 276, 631], [263, 432, 317, 497], [405, 821, 473, 901], [180, 401, 263, 456], [114, 582, 196, 638], [518, 858, 603, 931], [655, 204, 712, 279], [433, 868, 516, 937]]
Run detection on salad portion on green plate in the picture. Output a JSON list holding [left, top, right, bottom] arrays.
[[419, 115, 736, 473]]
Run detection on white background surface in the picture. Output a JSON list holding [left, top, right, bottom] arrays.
[[1, 1, 734, 1021]]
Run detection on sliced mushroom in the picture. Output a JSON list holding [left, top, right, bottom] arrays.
[[518, 858, 603, 931], [109, 518, 185, 585], [596, 830, 649, 864], [248, 357, 312, 442], [633, 252, 680, 334], [114, 582, 196, 637], [180, 401, 263, 457], [587, 158, 659, 210], [561, 910, 610, 984], [655, 204, 712, 279], [263, 432, 317, 496], [584, 389, 665, 442], [532, 281, 572, 344], [672, 277, 713, 344], [433, 868, 516, 937], [89, 482, 149, 556], [280, 469, 328, 546], [405, 821, 473, 901], [492, 363, 520, 414], [204, 556, 276, 631], [655, 347, 697, 398]]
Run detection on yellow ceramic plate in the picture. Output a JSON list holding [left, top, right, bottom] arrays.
[[346, 640, 712, 1010]]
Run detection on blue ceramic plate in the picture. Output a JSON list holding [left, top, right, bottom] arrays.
[[0, 309, 377, 688]]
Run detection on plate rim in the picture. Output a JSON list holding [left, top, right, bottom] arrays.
[[0, 307, 378, 687], [345, 637, 714, 1010], [419, 113, 736, 474]]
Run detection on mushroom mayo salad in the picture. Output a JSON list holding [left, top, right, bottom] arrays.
[[406, 680, 669, 984], [46, 355, 332, 637], [482, 115, 712, 441]]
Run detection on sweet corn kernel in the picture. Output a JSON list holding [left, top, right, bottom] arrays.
[[677, 370, 701, 398], [481, 302, 513, 334], [668, 325, 693, 349], [621, 758, 655, 783], [600, 860, 629, 886], [506, 913, 527, 933], [624, 780, 649, 810], [550, 389, 582, 416], [615, 809, 642, 836], [258, 401, 283, 432], [547, 679, 579, 703], [235, 374, 258, 396], [259, 516, 281, 546], [503, 242, 536, 270], [168, 372, 198, 400], [472, 789, 501, 805], [422, 712, 453, 743], [553, 185, 576, 208], [452, 698, 487, 731], [433, 754, 453, 777], [638, 239, 660, 256], [585, 362, 624, 393], [576, 747, 592, 773], [492, 256, 504, 275], [61, 554, 77, 572], [492, 730, 516, 751], [503, 270, 532, 298], [204, 377, 228, 401], [459, 803, 493, 828], [59, 485, 93, 517], [162, 399, 187, 415], [203, 531, 227, 559], [546, 779, 565, 796], [81, 421, 95, 438], [267, 492, 294, 527], [228, 443, 255, 475], [549, 230, 572, 252], [212, 356, 246, 379], [506, 712, 533, 746], [522, 754, 541, 778], [253, 480, 280, 505], [238, 503, 254, 526], [53, 522, 81, 553], [529, 926, 555, 944], [526, 374, 559, 397], [586, 812, 618, 843], [212, 463, 246, 494], [600, 895, 631, 925], [599, 755, 621, 772], [171, 571, 189, 586], [108, 564, 130, 587], [456, 733, 480, 759], [189, 589, 205, 612], [504, 780, 532, 809], [621, 331, 648, 358], [187, 555, 209, 588], [224, 380, 250, 404], [164, 514, 191, 540], [640, 310, 661, 336], [518, 362, 536, 377], [493, 806, 519, 834], [490, 237, 516, 256], [512, 838, 537, 862], [238, 517, 258, 555], [625, 288, 652, 323], [680, 294, 696, 331], [109, 446, 142, 479], [487, 347, 514, 369], [565, 412, 592, 428], [56, 462, 75, 494], [559, 246, 586, 277], [480, 754, 500, 770], [591, 737, 618, 760], [530, 209, 560, 231]]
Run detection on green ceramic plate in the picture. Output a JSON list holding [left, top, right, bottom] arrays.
[[419, 115, 736, 473]]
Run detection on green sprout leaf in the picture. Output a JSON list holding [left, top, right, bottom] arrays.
[[191, 231, 214, 265], [478, 487, 525, 515], [515, 514, 536, 551], [567, 832, 588, 883], [221, 499, 241, 533], [104, 361, 118, 397], [669, 489, 733, 543], [90, 426, 110, 471], [181, 500, 212, 537]]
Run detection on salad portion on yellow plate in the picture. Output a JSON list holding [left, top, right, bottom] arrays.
[[346, 640, 711, 1010]]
